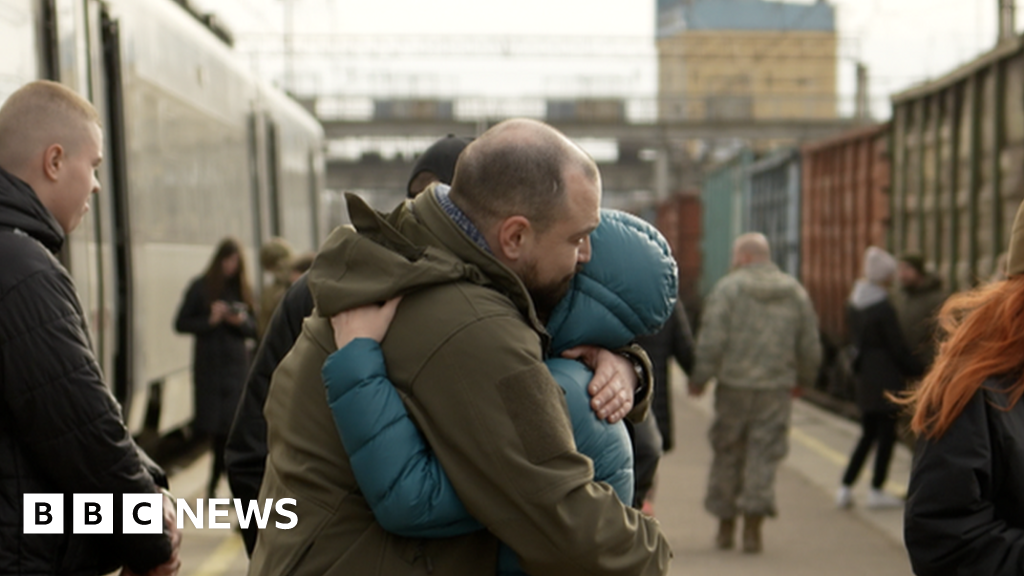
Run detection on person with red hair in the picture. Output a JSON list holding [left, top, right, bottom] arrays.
[[904, 201, 1024, 575]]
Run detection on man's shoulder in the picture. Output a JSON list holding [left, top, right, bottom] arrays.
[[0, 231, 67, 299]]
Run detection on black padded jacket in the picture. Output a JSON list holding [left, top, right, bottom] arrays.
[[906, 376, 1024, 575], [0, 166, 173, 575], [225, 273, 313, 556]]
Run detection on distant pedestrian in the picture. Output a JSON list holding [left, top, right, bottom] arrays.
[[836, 247, 923, 510], [892, 253, 947, 369], [689, 233, 822, 554], [633, 301, 695, 511], [903, 201, 1024, 576], [174, 237, 256, 498], [287, 251, 315, 284], [256, 237, 293, 339]]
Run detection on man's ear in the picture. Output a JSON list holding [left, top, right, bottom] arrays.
[[42, 144, 64, 182], [495, 215, 533, 262]]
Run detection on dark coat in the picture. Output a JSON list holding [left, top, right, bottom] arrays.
[[846, 299, 923, 413], [174, 275, 256, 436], [225, 273, 313, 555], [905, 377, 1024, 576], [893, 274, 947, 368], [0, 167, 172, 574], [634, 302, 694, 452]]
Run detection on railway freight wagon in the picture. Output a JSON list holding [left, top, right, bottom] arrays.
[[653, 192, 702, 312], [800, 123, 891, 349], [3, 0, 325, 436], [890, 38, 1024, 291], [700, 150, 753, 295], [747, 149, 801, 279]]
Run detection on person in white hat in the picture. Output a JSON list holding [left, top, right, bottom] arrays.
[[836, 246, 923, 510]]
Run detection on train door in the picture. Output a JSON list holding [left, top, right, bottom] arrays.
[[246, 110, 284, 277], [76, 1, 133, 411]]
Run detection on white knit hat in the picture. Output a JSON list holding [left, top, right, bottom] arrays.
[[864, 246, 897, 284]]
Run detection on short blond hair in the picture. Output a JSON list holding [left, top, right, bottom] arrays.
[[0, 80, 101, 172]]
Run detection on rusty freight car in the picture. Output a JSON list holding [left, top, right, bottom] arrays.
[[654, 191, 703, 312], [801, 123, 891, 348]]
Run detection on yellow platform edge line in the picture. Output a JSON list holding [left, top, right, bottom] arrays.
[[790, 425, 909, 497]]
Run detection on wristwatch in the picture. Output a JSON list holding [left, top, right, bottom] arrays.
[[620, 350, 648, 399]]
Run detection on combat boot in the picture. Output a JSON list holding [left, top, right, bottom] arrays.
[[715, 518, 735, 550], [742, 514, 763, 553]]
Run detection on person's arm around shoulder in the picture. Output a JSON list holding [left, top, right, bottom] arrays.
[[905, 389, 1024, 576], [2, 268, 179, 574], [408, 313, 671, 576], [324, 297, 483, 538]]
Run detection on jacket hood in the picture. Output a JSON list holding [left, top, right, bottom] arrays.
[[307, 190, 547, 337], [732, 262, 797, 302], [849, 278, 889, 309], [0, 166, 64, 253], [545, 209, 678, 355]]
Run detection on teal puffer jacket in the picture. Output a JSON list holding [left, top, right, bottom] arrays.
[[322, 208, 678, 574]]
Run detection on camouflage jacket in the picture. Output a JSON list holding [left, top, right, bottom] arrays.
[[691, 262, 822, 390]]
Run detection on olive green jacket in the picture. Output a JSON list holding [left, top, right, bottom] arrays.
[[248, 190, 671, 576]]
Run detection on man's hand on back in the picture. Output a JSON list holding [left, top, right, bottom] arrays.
[[562, 345, 635, 424]]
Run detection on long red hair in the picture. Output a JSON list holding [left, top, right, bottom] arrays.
[[905, 275, 1024, 438]]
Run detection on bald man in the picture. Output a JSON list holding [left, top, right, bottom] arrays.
[[249, 118, 670, 575], [689, 233, 822, 554], [0, 81, 181, 575]]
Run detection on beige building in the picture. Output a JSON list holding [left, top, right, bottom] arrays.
[[657, 0, 837, 121]]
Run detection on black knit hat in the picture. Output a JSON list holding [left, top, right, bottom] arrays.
[[406, 134, 472, 197]]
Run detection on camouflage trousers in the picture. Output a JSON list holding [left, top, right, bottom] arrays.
[[705, 385, 791, 519]]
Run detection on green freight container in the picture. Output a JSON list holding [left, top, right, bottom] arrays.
[[700, 149, 753, 295], [748, 148, 802, 279]]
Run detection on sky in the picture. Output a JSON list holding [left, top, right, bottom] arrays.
[[189, 0, 1017, 122]]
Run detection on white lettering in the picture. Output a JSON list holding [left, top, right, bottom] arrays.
[[275, 498, 297, 529], [176, 499, 203, 529], [208, 498, 231, 529], [233, 498, 273, 529]]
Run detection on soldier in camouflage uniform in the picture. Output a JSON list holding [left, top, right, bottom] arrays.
[[689, 233, 822, 554]]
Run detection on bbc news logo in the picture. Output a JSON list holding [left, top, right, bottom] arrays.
[[24, 494, 297, 534]]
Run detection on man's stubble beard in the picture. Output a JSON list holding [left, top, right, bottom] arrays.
[[522, 261, 583, 324]]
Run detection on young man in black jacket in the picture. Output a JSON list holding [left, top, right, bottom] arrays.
[[0, 81, 180, 575]]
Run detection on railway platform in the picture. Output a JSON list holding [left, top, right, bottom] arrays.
[[169, 369, 914, 575]]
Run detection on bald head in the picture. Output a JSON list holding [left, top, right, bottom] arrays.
[[448, 118, 599, 233], [732, 233, 771, 268], [0, 81, 101, 178]]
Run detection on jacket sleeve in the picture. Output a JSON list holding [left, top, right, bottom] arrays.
[[174, 279, 214, 335], [0, 267, 172, 573], [690, 284, 731, 387], [880, 304, 924, 379], [322, 338, 483, 538], [226, 274, 313, 556], [406, 315, 670, 576], [795, 289, 823, 388], [228, 304, 258, 340], [619, 342, 654, 423], [905, 391, 1024, 576], [670, 302, 696, 375]]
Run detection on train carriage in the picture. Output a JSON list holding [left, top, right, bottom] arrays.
[[1, 0, 325, 435]]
